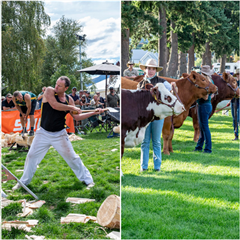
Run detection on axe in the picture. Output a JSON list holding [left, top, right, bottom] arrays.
[[72, 107, 118, 114]]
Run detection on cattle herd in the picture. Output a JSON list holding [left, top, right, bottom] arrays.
[[121, 71, 240, 157]]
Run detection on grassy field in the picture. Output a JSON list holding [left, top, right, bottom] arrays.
[[2, 131, 120, 239], [121, 113, 239, 239]]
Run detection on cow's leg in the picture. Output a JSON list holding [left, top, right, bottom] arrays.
[[162, 118, 171, 155], [168, 128, 174, 153], [192, 113, 200, 142]]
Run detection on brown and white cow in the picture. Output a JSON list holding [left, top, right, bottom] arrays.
[[121, 82, 185, 157], [189, 72, 240, 142], [161, 71, 218, 155]]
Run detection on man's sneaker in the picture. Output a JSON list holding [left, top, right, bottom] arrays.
[[12, 183, 22, 191], [21, 129, 28, 135], [28, 130, 34, 136], [86, 182, 95, 190]]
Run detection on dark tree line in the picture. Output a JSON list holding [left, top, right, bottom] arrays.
[[121, 1, 239, 77]]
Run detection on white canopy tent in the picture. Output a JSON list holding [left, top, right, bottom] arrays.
[[87, 76, 120, 98]]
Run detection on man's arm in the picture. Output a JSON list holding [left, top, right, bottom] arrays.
[[38, 93, 44, 100], [43, 87, 81, 114], [12, 98, 24, 115], [25, 94, 32, 119], [68, 97, 104, 120]]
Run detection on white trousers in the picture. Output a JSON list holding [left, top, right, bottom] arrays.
[[20, 127, 93, 185]]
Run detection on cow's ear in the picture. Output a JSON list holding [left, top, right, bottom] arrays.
[[189, 71, 197, 83], [145, 83, 154, 90], [182, 73, 188, 78], [222, 72, 229, 83]]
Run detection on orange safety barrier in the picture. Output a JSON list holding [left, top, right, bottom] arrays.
[[1, 109, 74, 134]]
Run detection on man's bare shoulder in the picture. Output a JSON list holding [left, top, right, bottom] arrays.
[[43, 87, 55, 102], [45, 86, 55, 93]]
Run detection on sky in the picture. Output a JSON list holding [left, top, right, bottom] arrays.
[[43, 0, 120, 67]]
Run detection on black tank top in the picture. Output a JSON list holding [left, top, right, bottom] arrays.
[[40, 94, 70, 132]]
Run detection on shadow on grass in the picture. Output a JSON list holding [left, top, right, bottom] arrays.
[[121, 183, 239, 239], [122, 171, 239, 204]]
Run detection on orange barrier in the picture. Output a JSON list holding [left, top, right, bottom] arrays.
[[1, 109, 74, 134]]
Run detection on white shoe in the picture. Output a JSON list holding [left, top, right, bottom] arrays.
[[86, 182, 95, 190], [12, 183, 21, 191]]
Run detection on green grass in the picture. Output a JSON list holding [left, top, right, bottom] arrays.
[[121, 113, 239, 239], [2, 131, 120, 239]]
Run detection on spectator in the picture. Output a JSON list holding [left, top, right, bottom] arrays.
[[231, 68, 240, 140], [96, 91, 105, 107], [70, 87, 80, 105], [90, 94, 101, 109], [2, 96, 6, 102], [107, 87, 120, 108], [79, 90, 84, 99], [2, 93, 16, 110], [123, 61, 138, 80], [12, 91, 37, 136], [37, 86, 46, 109], [80, 95, 88, 107], [85, 91, 91, 104]]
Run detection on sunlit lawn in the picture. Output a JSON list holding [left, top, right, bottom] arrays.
[[121, 113, 239, 239], [2, 131, 120, 239]]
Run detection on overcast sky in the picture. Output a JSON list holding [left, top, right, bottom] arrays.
[[43, 0, 120, 66]]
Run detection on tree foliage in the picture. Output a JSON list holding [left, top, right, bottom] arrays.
[[2, 1, 50, 94]]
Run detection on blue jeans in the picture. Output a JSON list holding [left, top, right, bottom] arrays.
[[140, 119, 164, 170], [231, 98, 239, 137], [195, 103, 212, 153]]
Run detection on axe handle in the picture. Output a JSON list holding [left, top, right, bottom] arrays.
[[1, 164, 38, 200], [72, 108, 109, 114]]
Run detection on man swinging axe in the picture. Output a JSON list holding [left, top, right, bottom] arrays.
[[13, 76, 104, 191]]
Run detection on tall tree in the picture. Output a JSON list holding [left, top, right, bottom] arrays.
[[2, 1, 50, 93], [121, 1, 161, 75]]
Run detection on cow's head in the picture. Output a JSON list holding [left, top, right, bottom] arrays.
[[222, 72, 240, 98], [147, 83, 185, 119], [187, 71, 218, 99]]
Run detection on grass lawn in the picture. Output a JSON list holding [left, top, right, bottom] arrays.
[[121, 113, 239, 239], [2, 131, 120, 239]]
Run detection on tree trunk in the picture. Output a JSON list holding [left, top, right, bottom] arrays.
[[205, 42, 212, 68], [179, 52, 187, 77], [220, 54, 227, 73], [121, 29, 129, 75], [188, 44, 194, 73], [158, 6, 167, 77], [202, 52, 206, 66], [166, 20, 178, 78]]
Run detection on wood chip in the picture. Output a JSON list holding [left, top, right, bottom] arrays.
[[27, 200, 46, 209], [61, 214, 97, 224], [106, 231, 121, 240], [66, 197, 95, 204], [1, 197, 14, 208], [2, 220, 38, 232], [25, 235, 45, 240]]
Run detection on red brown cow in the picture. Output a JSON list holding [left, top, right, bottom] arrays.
[[121, 83, 185, 157], [189, 72, 240, 142], [121, 77, 138, 90], [161, 71, 218, 155]]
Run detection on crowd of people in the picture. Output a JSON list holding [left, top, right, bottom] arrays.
[[2, 85, 120, 136]]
